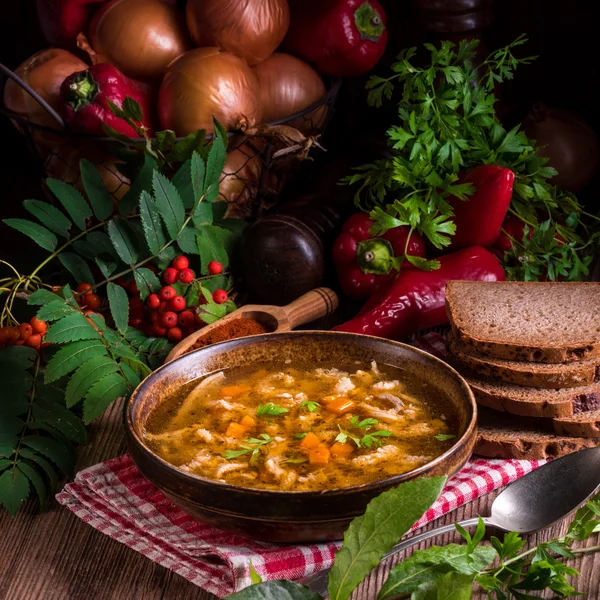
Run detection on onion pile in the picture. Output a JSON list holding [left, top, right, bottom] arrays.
[[523, 104, 599, 193], [186, 0, 289, 66], [84, 0, 190, 81], [254, 53, 326, 133], [158, 48, 262, 135]]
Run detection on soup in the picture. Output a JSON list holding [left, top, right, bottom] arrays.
[[144, 361, 457, 491]]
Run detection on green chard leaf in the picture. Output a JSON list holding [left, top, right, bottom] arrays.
[[0, 467, 30, 515], [152, 171, 185, 238], [45, 178, 92, 230], [139, 190, 166, 256], [107, 217, 139, 265], [329, 476, 447, 600], [3, 219, 58, 252], [80, 159, 114, 221], [58, 252, 96, 285], [224, 580, 322, 600], [44, 313, 101, 344], [23, 199, 71, 237], [106, 282, 129, 334]]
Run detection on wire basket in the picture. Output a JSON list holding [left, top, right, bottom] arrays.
[[0, 62, 341, 219]]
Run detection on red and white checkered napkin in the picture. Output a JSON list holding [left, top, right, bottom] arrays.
[[56, 332, 543, 597]]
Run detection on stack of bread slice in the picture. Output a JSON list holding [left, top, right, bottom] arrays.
[[445, 281, 600, 459]]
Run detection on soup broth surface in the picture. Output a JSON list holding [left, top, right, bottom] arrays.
[[144, 361, 457, 491]]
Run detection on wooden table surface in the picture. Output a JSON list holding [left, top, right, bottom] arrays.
[[0, 399, 598, 600]]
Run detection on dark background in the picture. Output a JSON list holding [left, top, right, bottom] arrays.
[[1, 0, 598, 266]]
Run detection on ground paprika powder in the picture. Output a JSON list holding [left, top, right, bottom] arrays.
[[187, 317, 269, 352]]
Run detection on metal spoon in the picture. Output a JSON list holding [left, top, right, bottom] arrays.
[[300, 447, 600, 596]]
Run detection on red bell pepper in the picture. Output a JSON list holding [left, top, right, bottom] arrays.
[[59, 64, 154, 137], [36, 0, 106, 50], [494, 215, 566, 253], [334, 246, 505, 340], [284, 0, 388, 77], [332, 212, 427, 301], [448, 165, 515, 249]]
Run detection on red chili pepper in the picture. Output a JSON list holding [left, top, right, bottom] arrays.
[[333, 246, 505, 340], [59, 64, 154, 137], [284, 0, 388, 77], [332, 212, 427, 301], [36, 0, 106, 50], [449, 165, 515, 249]]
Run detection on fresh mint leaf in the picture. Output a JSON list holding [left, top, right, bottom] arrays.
[[225, 580, 322, 599]]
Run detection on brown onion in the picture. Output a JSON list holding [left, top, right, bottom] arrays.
[[523, 103, 600, 193], [158, 48, 262, 136], [4, 49, 88, 130], [253, 53, 326, 133], [85, 0, 190, 81], [186, 0, 289, 66]]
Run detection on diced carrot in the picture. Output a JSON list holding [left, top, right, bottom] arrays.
[[300, 432, 320, 449], [309, 444, 331, 465], [225, 422, 247, 438], [330, 442, 355, 458], [320, 395, 338, 405], [221, 384, 251, 397], [325, 397, 356, 415], [240, 415, 256, 428]]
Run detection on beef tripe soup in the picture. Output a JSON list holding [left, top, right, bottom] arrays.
[[144, 361, 457, 491]]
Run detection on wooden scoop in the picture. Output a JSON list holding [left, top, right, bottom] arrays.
[[165, 287, 339, 363]]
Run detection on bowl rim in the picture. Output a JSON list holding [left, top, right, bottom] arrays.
[[126, 330, 477, 497]]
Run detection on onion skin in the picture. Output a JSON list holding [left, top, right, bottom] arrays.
[[158, 48, 262, 136], [185, 0, 289, 66], [253, 53, 326, 132], [86, 0, 190, 81], [523, 104, 600, 193], [4, 49, 88, 130]]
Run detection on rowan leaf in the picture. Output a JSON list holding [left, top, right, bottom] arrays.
[[204, 136, 227, 202], [133, 268, 161, 300], [28, 289, 64, 306], [165, 129, 206, 164], [0, 345, 37, 369], [32, 398, 87, 444], [23, 199, 71, 237], [59, 252, 96, 285], [106, 282, 129, 334], [171, 159, 194, 209], [177, 226, 200, 254], [35, 301, 78, 322], [21, 435, 74, 475], [44, 313, 101, 344], [3, 219, 57, 252], [83, 373, 128, 424], [17, 462, 47, 508], [46, 178, 92, 230], [95, 257, 117, 278], [191, 151, 206, 204], [107, 217, 139, 265], [0, 468, 30, 515], [65, 356, 119, 408], [44, 340, 107, 383], [120, 362, 142, 389], [0, 416, 26, 434], [80, 159, 114, 221], [197, 224, 229, 274], [153, 171, 185, 238], [19, 449, 59, 491], [119, 153, 157, 216], [139, 190, 166, 255], [0, 432, 18, 458]]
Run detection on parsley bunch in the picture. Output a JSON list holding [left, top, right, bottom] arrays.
[[345, 35, 600, 281]]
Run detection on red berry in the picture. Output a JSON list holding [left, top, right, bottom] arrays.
[[161, 311, 178, 328], [212, 289, 228, 304], [207, 260, 223, 275], [162, 268, 178, 285], [159, 301, 169, 313], [178, 310, 195, 327], [77, 283, 93, 295], [25, 333, 42, 348], [178, 268, 195, 284], [169, 295, 186, 312], [115, 277, 128, 288], [159, 286, 176, 301], [152, 325, 167, 337], [146, 264, 158, 273], [172, 256, 189, 271], [129, 318, 143, 328], [30, 317, 47, 335], [167, 326, 183, 342], [18, 323, 33, 340], [127, 281, 139, 296], [129, 297, 145, 314], [150, 311, 162, 325], [147, 294, 160, 310], [85, 294, 102, 311]]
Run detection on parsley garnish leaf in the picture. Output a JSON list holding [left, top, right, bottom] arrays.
[[256, 403, 288, 417]]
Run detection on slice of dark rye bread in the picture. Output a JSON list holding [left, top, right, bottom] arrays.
[[464, 375, 600, 418], [446, 281, 600, 363], [448, 335, 600, 389], [553, 409, 600, 438], [475, 408, 599, 460]]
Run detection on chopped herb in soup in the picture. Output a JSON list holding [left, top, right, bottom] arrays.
[[144, 361, 457, 491]]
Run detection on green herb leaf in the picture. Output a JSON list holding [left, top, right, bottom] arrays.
[[336, 426, 361, 448], [28, 289, 64, 306], [191, 151, 206, 205], [139, 190, 166, 255], [248, 560, 263, 585], [58, 252, 96, 285], [257, 403, 289, 417], [171, 159, 194, 209], [153, 171, 185, 239], [329, 476, 447, 600], [106, 282, 129, 335], [204, 135, 227, 203], [295, 433, 308, 440], [361, 430, 393, 448], [80, 159, 114, 221], [412, 572, 475, 600], [44, 340, 107, 383], [166, 130, 206, 165], [350, 416, 379, 429], [21, 435, 74, 475], [44, 313, 100, 344], [406, 255, 441, 271], [177, 226, 201, 255], [300, 400, 320, 412], [35, 301, 78, 323], [0, 467, 30, 515], [96, 256, 118, 279], [46, 178, 92, 230], [119, 153, 157, 217], [23, 199, 71, 237], [197, 225, 230, 273], [225, 580, 322, 600], [32, 398, 87, 444], [83, 373, 128, 424], [19, 449, 59, 492], [134, 268, 161, 301], [107, 217, 139, 265], [65, 356, 119, 408], [122, 96, 143, 122], [435, 434, 456, 441], [3, 219, 57, 252], [17, 462, 47, 508]]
